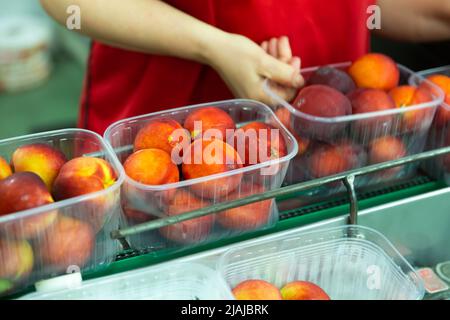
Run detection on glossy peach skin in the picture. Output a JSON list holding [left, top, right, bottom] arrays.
[[307, 66, 356, 94], [38, 216, 95, 271], [233, 122, 287, 167], [427, 74, 450, 128], [0, 239, 34, 293], [134, 118, 191, 155], [348, 53, 400, 91], [349, 88, 396, 137], [0, 156, 12, 180], [292, 85, 352, 140], [274, 108, 310, 156], [11, 143, 67, 190], [159, 190, 214, 244], [369, 136, 407, 177], [52, 157, 118, 232], [182, 139, 243, 199], [217, 183, 273, 231], [184, 107, 236, 141], [281, 281, 331, 300], [232, 280, 282, 300], [389, 85, 434, 131], [0, 172, 58, 239]]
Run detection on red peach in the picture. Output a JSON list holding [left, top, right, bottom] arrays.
[[0, 172, 58, 239], [217, 183, 272, 231], [0, 239, 34, 287], [159, 190, 213, 244], [292, 85, 352, 139], [348, 53, 400, 91], [182, 139, 243, 199], [0, 156, 12, 180], [233, 122, 287, 167], [232, 280, 282, 300], [38, 216, 95, 271], [281, 281, 331, 300], [11, 143, 67, 190], [369, 136, 407, 177], [134, 118, 191, 156], [184, 107, 236, 141], [307, 66, 356, 94]]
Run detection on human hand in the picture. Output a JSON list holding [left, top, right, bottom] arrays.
[[205, 33, 304, 105]]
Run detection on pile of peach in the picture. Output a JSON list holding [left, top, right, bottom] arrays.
[[276, 53, 438, 180], [232, 279, 330, 300], [122, 106, 287, 244], [0, 144, 117, 293]]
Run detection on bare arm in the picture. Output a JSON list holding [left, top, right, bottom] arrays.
[[377, 0, 450, 42], [40, 0, 304, 103]]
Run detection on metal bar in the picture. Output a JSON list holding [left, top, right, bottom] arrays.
[[343, 175, 358, 225], [111, 145, 450, 240]]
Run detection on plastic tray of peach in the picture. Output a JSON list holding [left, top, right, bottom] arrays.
[[218, 225, 425, 300], [0, 129, 124, 297], [104, 99, 298, 249], [264, 54, 444, 197], [413, 66, 450, 184]]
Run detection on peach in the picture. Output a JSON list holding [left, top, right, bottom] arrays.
[[427, 74, 450, 127], [182, 139, 243, 199], [11, 143, 67, 190], [122, 206, 158, 224], [53, 157, 116, 200], [349, 88, 396, 136], [307, 66, 356, 94], [159, 190, 214, 244], [274, 108, 310, 156], [0, 156, 12, 180], [184, 107, 236, 140], [0, 239, 34, 293], [348, 53, 400, 91], [281, 281, 330, 300], [0, 172, 57, 238], [217, 183, 272, 231], [134, 118, 191, 156], [308, 143, 363, 179], [369, 136, 407, 177], [232, 280, 282, 300], [233, 122, 287, 167], [38, 216, 95, 271], [389, 85, 434, 131], [123, 149, 179, 186], [293, 85, 352, 139]]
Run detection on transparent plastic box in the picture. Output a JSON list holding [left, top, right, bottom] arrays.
[[264, 62, 444, 196], [217, 225, 425, 300], [104, 99, 298, 250], [413, 66, 450, 184], [20, 263, 234, 300], [0, 129, 124, 297]]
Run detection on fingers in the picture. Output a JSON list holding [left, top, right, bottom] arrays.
[[261, 54, 305, 88], [289, 56, 301, 70], [278, 36, 292, 63], [268, 37, 278, 58]]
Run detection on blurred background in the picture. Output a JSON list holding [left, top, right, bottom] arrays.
[[0, 1, 449, 139]]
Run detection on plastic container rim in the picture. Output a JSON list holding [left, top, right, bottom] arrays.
[[103, 99, 299, 192], [263, 62, 445, 124], [0, 128, 125, 223]]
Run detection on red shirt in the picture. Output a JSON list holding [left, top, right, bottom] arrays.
[[79, 0, 375, 134]]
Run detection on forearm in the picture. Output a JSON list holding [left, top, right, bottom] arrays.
[[376, 0, 450, 42], [40, 0, 228, 64]]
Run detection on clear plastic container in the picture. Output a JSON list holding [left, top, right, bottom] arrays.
[[264, 62, 444, 196], [217, 225, 425, 300], [413, 66, 450, 184], [21, 263, 233, 300], [0, 129, 124, 297], [104, 100, 298, 250]]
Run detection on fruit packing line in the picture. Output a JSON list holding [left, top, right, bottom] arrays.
[[110, 143, 450, 250]]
